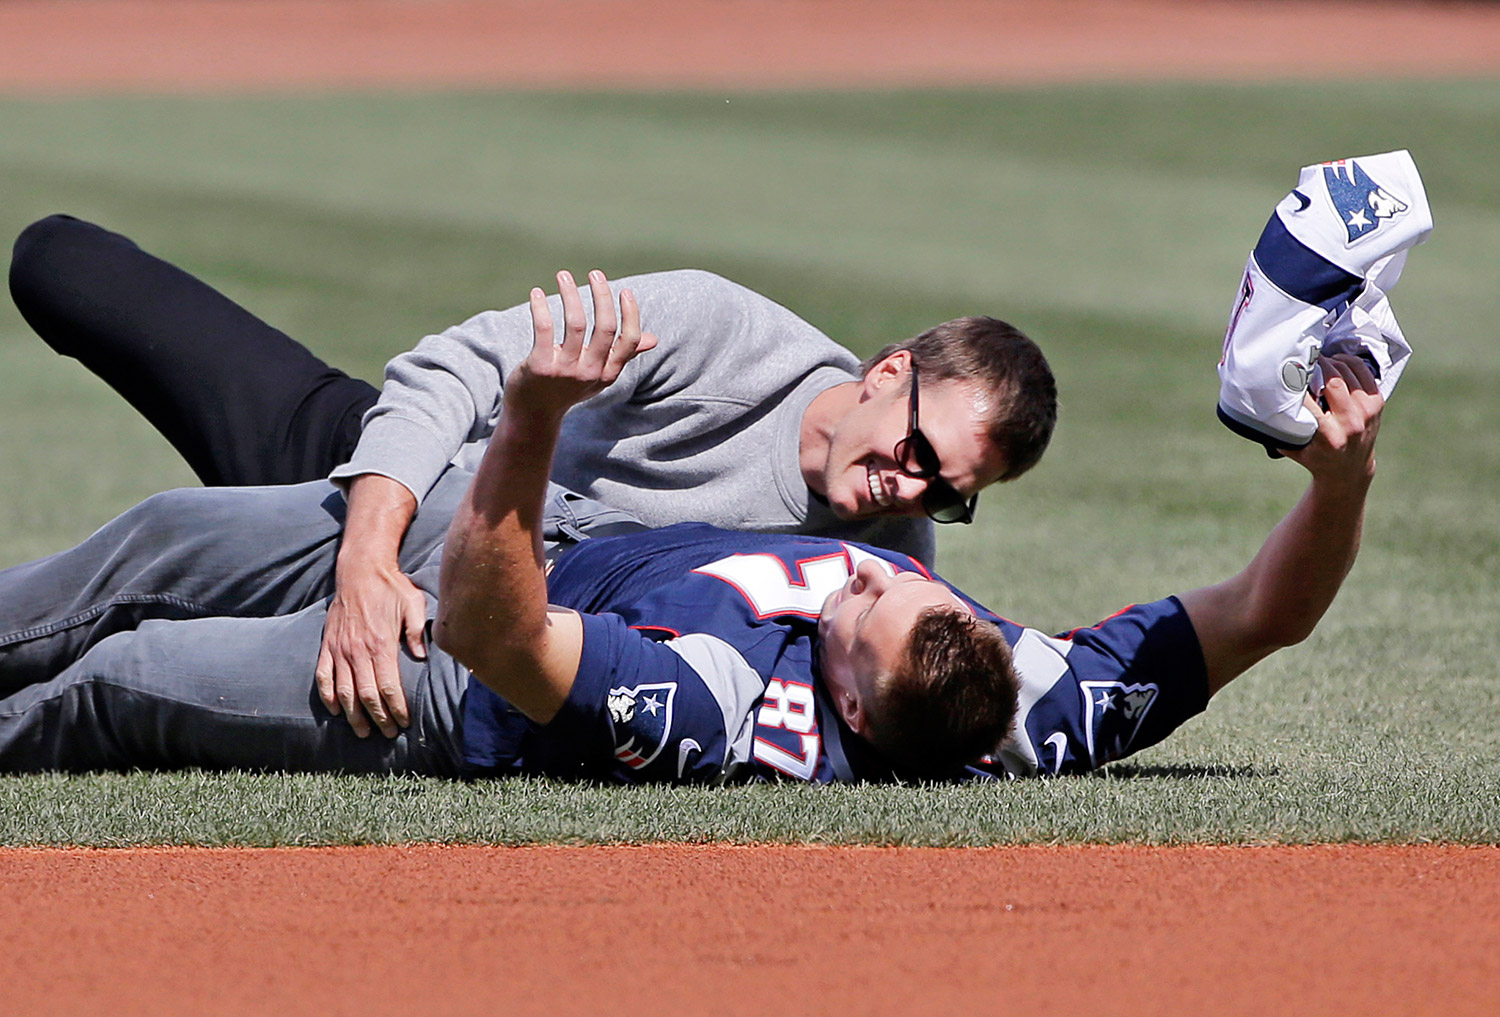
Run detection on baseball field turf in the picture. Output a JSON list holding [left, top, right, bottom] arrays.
[[1, 83, 1496, 846]]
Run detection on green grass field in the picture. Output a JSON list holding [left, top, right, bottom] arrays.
[[1, 83, 1496, 845]]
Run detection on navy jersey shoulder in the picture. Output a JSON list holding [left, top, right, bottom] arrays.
[[965, 597, 1212, 779]]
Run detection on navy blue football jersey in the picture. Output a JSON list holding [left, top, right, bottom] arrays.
[[460, 524, 1209, 783]]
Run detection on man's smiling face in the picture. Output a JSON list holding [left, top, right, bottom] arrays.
[[814, 353, 1008, 522]]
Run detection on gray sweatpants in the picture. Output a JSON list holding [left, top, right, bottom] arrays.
[[0, 469, 644, 775]]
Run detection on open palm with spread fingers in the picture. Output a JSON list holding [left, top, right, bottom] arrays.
[[508, 269, 658, 419]]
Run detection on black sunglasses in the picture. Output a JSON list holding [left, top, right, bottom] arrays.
[[891, 361, 979, 524]]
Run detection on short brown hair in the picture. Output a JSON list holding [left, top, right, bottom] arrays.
[[860, 317, 1057, 482], [861, 608, 1020, 777]]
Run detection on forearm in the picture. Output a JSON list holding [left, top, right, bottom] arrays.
[[435, 402, 561, 692], [1243, 472, 1369, 644], [1183, 358, 1385, 694], [444, 401, 560, 579], [1186, 470, 1370, 694]]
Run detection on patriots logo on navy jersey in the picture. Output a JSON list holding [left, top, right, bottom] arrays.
[[607, 682, 677, 770], [1080, 680, 1159, 767], [1323, 159, 1409, 244]]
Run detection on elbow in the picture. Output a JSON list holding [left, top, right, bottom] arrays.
[[1238, 578, 1324, 656], [1242, 611, 1315, 658], [432, 604, 538, 690], [431, 611, 464, 662], [1277, 620, 1318, 650], [432, 607, 485, 673]]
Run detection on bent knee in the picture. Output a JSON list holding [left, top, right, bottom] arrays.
[[9, 215, 113, 346], [118, 487, 218, 544], [11, 214, 89, 284]]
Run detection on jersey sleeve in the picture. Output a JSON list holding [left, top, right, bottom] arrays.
[[542, 612, 766, 783], [330, 304, 532, 502], [982, 597, 1211, 777], [329, 274, 683, 503], [329, 270, 843, 506]]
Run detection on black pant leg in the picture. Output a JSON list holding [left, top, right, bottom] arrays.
[[8, 214, 380, 486]]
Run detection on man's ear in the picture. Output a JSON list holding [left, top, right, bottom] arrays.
[[860, 350, 910, 397], [836, 685, 867, 734]]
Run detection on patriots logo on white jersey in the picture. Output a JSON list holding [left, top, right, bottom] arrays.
[[1080, 680, 1159, 767], [1323, 159, 1409, 245], [607, 682, 677, 770]]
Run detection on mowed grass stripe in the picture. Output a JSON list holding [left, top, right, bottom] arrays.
[[1, 84, 1496, 351], [0, 83, 1496, 844]]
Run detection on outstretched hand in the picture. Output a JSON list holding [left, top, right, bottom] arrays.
[[1284, 353, 1384, 487], [507, 269, 658, 417]]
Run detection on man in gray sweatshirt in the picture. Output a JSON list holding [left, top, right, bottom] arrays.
[[8, 214, 1057, 740]]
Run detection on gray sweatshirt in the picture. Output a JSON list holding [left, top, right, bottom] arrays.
[[330, 269, 935, 565]]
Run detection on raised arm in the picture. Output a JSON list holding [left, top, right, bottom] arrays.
[[314, 288, 584, 735], [434, 271, 656, 722], [316, 279, 646, 735], [1178, 354, 1383, 695], [317, 276, 682, 736]]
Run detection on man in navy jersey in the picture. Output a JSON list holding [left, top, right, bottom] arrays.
[[0, 278, 1385, 781], [436, 287, 1385, 781]]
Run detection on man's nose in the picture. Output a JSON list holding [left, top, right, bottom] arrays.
[[855, 559, 895, 591]]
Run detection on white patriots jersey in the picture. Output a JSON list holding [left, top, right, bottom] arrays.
[[460, 525, 1209, 783], [1218, 150, 1432, 451]]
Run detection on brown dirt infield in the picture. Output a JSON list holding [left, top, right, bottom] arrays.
[[0, 0, 1496, 92], [2, 2, 1498, 1014], [3, 843, 1499, 1016]]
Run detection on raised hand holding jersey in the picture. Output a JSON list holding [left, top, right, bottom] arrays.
[[1217, 150, 1432, 453]]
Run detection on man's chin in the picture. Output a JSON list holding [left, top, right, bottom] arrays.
[[816, 592, 839, 636], [825, 494, 866, 521]]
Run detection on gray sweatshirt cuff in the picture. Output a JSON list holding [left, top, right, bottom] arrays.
[[328, 415, 457, 502]]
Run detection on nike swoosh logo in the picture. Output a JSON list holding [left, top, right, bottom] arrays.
[[1044, 732, 1067, 774], [677, 738, 702, 778], [1290, 189, 1311, 212]]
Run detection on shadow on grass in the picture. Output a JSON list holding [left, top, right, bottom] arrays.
[[1094, 763, 1275, 780]]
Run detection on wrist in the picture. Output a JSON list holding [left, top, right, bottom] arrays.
[[1309, 467, 1374, 512], [335, 539, 396, 567], [495, 402, 566, 465], [335, 542, 400, 582], [335, 517, 406, 580], [501, 391, 571, 430]]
